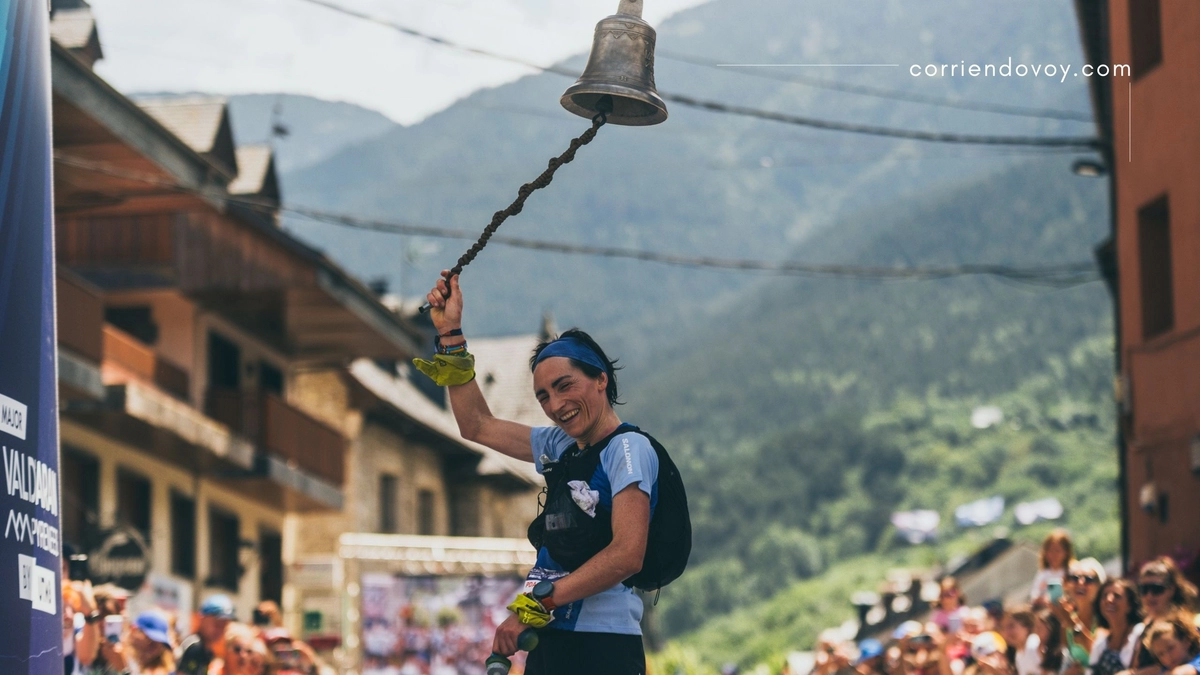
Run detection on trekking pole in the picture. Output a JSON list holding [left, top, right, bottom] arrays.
[[484, 628, 539, 675]]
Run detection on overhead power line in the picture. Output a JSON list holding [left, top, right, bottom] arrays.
[[54, 154, 1102, 289], [657, 50, 1094, 123], [290, 0, 1102, 149]]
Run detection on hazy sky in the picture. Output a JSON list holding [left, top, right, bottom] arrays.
[[87, 0, 710, 125]]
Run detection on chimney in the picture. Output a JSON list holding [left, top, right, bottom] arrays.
[[539, 311, 557, 341]]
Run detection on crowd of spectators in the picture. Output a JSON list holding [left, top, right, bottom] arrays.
[[804, 531, 1200, 675], [62, 567, 332, 675]]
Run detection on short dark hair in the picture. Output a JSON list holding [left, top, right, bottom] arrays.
[[530, 328, 622, 406]]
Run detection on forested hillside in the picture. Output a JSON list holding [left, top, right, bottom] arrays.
[[624, 157, 1111, 446], [276, 0, 1096, 340], [624, 156, 1117, 651], [221, 1, 1117, 668]]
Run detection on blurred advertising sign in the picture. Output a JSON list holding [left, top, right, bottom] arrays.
[[126, 574, 194, 640], [337, 533, 537, 675], [85, 528, 151, 590], [360, 573, 526, 675], [891, 510, 941, 544], [0, 0, 63, 672], [1014, 497, 1063, 526], [955, 496, 1006, 528]]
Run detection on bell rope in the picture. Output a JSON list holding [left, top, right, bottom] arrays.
[[419, 108, 609, 312]]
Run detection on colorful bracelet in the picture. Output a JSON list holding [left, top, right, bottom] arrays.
[[439, 341, 468, 356]]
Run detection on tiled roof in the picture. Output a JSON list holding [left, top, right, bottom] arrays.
[[349, 360, 540, 485], [471, 335, 548, 428], [228, 145, 278, 199], [49, 8, 97, 49], [136, 95, 227, 153]]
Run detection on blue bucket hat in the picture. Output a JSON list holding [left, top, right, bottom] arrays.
[[135, 610, 172, 646]]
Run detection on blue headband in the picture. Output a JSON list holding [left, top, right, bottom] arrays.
[[532, 337, 608, 374]]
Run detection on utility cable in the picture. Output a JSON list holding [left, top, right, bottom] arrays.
[[657, 50, 1094, 123], [289, 0, 1102, 149], [53, 154, 1101, 288]]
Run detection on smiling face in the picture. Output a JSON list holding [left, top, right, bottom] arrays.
[[1099, 582, 1132, 624], [534, 357, 612, 445], [1067, 568, 1102, 606], [227, 635, 268, 675], [1151, 634, 1191, 670]]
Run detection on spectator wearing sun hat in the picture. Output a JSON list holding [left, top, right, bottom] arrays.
[[177, 594, 236, 675], [857, 638, 886, 675], [126, 610, 176, 675]]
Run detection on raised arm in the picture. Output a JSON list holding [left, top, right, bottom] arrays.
[[425, 272, 535, 462]]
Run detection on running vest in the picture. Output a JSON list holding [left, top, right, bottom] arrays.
[[527, 425, 691, 592]]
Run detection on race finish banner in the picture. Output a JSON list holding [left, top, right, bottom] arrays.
[[0, 0, 64, 674]]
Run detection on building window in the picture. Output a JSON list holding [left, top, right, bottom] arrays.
[[105, 306, 158, 345], [61, 447, 100, 549], [1129, 0, 1162, 79], [207, 331, 241, 391], [208, 507, 241, 591], [116, 468, 152, 542], [1138, 195, 1174, 339], [379, 474, 399, 533], [170, 491, 196, 578], [259, 527, 283, 604], [259, 360, 284, 396], [450, 484, 480, 537], [418, 489, 436, 536]]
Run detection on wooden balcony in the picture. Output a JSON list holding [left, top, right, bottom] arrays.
[[102, 325, 191, 401], [57, 272, 104, 363], [205, 389, 345, 487]]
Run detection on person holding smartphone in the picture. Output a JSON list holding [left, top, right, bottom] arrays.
[[1030, 531, 1074, 607], [83, 585, 129, 675]]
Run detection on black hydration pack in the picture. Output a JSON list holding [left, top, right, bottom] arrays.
[[527, 424, 691, 592]]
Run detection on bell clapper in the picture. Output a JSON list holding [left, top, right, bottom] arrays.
[[594, 95, 614, 125]]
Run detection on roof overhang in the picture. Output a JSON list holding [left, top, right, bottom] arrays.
[[1072, 0, 1115, 160], [51, 42, 229, 201]]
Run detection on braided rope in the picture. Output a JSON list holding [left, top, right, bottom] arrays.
[[446, 114, 607, 278]]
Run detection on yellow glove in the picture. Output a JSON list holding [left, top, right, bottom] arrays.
[[506, 593, 554, 628], [411, 353, 476, 387]]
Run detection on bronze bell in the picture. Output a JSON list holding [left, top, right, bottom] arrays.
[[561, 0, 668, 126]]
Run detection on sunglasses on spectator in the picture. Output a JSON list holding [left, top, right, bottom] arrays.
[[1068, 575, 1099, 585], [1138, 583, 1169, 596], [231, 644, 265, 661]]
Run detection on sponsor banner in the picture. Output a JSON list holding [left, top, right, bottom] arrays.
[[0, 1, 63, 673]]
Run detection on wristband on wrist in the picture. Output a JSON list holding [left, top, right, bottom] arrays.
[[439, 328, 463, 338], [434, 332, 466, 355], [85, 611, 103, 624], [439, 342, 468, 356]]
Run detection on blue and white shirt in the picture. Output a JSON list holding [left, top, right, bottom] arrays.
[[526, 424, 659, 634]]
